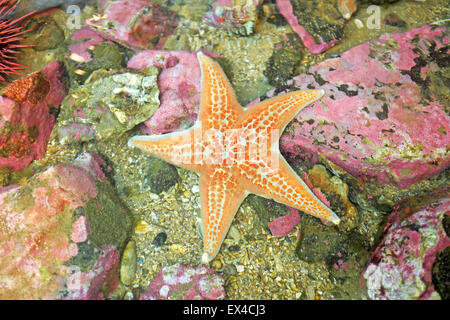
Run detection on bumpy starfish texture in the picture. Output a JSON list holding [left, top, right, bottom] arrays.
[[129, 52, 340, 264]]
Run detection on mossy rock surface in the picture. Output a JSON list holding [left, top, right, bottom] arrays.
[[144, 158, 181, 194], [84, 180, 133, 249]]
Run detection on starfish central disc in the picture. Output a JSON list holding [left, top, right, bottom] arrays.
[[129, 52, 340, 263]]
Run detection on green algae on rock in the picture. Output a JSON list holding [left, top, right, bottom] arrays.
[[0, 167, 10, 187], [82, 179, 133, 249], [57, 68, 160, 144], [67, 28, 127, 85], [22, 14, 65, 51], [264, 33, 303, 88], [276, 0, 347, 54], [296, 215, 369, 299], [245, 194, 290, 232], [143, 158, 181, 194]]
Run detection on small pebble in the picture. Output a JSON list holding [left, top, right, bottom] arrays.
[[149, 193, 159, 200], [123, 291, 134, 300], [354, 18, 364, 29], [134, 219, 151, 234], [211, 259, 222, 270], [152, 232, 167, 247], [227, 226, 241, 242], [223, 264, 237, 275], [228, 245, 240, 252], [383, 13, 407, 28], [69, 52, 85, 63], [120, 241, 137, 286]]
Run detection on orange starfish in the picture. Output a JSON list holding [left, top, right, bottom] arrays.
[[129, 52, 340, 264]]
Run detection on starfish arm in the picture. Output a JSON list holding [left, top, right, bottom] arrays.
[[128, 127, 202, 172], [239, 157, 340, 224], [197, 52, 244, 131], [200, 167, 246, 263], [241, 89, 324, 137]]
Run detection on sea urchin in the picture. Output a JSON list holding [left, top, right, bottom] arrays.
[[0, 0, 34, 83]]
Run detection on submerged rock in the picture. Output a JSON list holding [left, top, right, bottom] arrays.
[[383, 13, 407, 29], [245, 194, 289, 231], [264, 33, 303, 87], [67, 27, 126, 85], [86, 0, 179, 50], [275, 25, 449, 189], [21, 13, 65, 52], [12, 0, 97, 18], [268, 208, 301, 237], [432, 245, 449, 300], [203, 0, 262, 36], [57, 68, 160, 144], [68, 28, 104, 64], [296, 215, 367, 266], [142, 157, 180, 194], [0, 152, 132, 299], [276, 0, 350, 54], [139, 264, 225, 300], [305, 165, 359, 231], [0, 61, 67, 172], [363, 196, 450, 300], [296, 213, 369, 299], [128, 50, 218, 135]]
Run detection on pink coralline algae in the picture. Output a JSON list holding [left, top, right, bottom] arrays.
[[0, 61, 67, 171], [276, 0, 340, 54], [139, 264, 225, 300], [61, 245, 119, 300], [128, 50, 218, 135], [86, 0, 179, 51], [68, 27, 105, 63], [274, 25, 449, 188], [0, 152, 131, 299], [363, 197, 450, 300], [268, 208, 301, 237], [71, 216, 90, 243]]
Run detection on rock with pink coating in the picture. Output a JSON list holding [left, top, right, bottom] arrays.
[[275, 25, 449, 188], [276, 0, 345, 54], [363, 197, 450, 300], [0, 152, 132, 299], [67, 27, 125, 84], [139, 264, 225, 300], [128, 50, 217, 135], [269, 208, 301, 237], [86, 0, 179, 51], [0, 61, 67, 171], [68, 27, 105, 64]]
